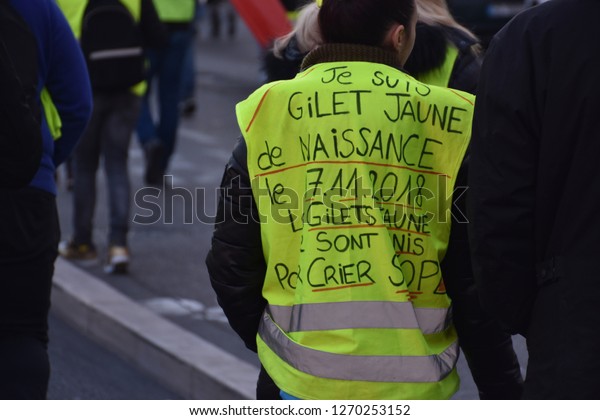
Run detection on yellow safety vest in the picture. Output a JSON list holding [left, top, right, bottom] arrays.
[[56, 0, 142, 39], [152, 0, 195, 23], [238, 61, 474, 400], [415, 44, 459, 89], [55, 0, 146, 96], [40, 88, 61, 140]]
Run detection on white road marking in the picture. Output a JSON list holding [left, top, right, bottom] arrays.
[[142, 297, 227, 323]]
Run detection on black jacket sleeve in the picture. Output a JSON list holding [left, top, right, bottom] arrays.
[[447, 29, 482, 95], [206, 138, 267, 352], [140, 0, 168, 49], [467, 24, 539, 336], [443, 162, 524, 400], [448, 49, 481, 95]]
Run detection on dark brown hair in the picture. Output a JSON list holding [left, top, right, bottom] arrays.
[[319, 0, 416, 46]]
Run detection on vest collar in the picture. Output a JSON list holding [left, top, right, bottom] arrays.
[[301, 43, 404, 72]]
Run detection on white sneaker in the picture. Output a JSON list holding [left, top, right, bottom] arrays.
[[104, 246, 130, 274]]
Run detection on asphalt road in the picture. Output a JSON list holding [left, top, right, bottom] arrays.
[[47, 311, 179, 400]]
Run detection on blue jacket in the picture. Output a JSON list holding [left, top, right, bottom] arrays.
[[10, 0, 92, 195]]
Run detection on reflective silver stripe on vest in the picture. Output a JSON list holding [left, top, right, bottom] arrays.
[[268, 302, 451, 335], [89, 47, 143, 60], [259, 312, 458, 383]]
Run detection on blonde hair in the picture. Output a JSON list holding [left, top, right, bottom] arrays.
[[273, 2, 322, 59], [416, 0, 478, 41]]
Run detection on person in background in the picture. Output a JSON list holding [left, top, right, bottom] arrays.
[[468, 0, 600, 399], [137, 0, 196, 186], [263, 2, 321, 83], [0, 0, 92, 399], [57, 0, 167, 274], [404, 0, 481, 94], [207, 0, 522, 400], [181, 0, 204, 117], [207, 0, 236, 38]]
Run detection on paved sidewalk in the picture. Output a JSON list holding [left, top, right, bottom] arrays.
[[52, 258, 258, 400]]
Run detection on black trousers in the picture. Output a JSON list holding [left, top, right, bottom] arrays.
[[257, 365, 281, 400], [0, 187, 59, 399]]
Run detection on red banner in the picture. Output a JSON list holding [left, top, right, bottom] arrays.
[[229, 0, 292, 48]]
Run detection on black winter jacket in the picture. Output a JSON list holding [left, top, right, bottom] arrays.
[[207, 45, 523, 400], [469, 0, 600, 399]]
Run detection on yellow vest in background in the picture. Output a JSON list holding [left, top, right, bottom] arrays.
[[152, 0, 195, 22], [238, 61, 474, 399], [416, 44, 459, 89], [56, 0, 142, 39], [55, 0, 146, 96]]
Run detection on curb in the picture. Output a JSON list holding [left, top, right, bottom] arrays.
[[51, 257, 259, 400]]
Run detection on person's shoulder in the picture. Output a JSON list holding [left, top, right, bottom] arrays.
[[246, 76, 303, 101], [9, 0, 55, 17], [445, 88, 475, 110], [489, 0, 592, 60], [9, 0, 65, 32], [418, 79, 475, 110], [494, 0, 572, 43]]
